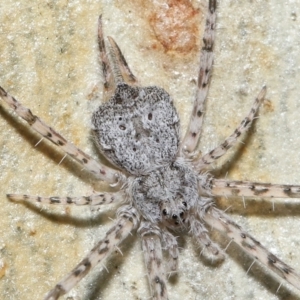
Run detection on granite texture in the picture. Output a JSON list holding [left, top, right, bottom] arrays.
[[1, 0, 300, 299]]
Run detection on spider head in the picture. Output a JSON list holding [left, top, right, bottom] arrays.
[[160, 200, 188, 229], [132, 163, 199, 229]]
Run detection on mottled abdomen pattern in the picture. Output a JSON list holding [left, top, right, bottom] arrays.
[[92, 83, 180, 175]]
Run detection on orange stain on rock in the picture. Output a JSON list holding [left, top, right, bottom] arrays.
[[263, 98, 274, 113], [149, 0, 201, 54], [0, 261, 7, 279], [29, 228, 37, 236]]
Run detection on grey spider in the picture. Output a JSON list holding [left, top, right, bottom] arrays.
[[1, 0, 300, 299]]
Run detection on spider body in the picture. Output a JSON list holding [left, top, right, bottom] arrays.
[[1, 1, 300, 300], [93, 81, 206, 230], [92, 83, 179, 175], [94, 80, 202, 232]]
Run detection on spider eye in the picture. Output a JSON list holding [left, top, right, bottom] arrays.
[[172, 214, 178, 219], [182, 201, 187, 207], [179, 212, 184, 218], [162, 209, 167, 216]]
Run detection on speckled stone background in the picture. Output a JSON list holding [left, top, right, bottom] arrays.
[[1, 1, 300, 299]]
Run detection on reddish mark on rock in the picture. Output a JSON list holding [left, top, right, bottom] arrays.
[[0, 261, 7, 279], [149, 0, 201, 54]]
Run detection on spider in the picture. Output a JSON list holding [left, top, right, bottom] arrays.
[[1, 0, 300, 299]]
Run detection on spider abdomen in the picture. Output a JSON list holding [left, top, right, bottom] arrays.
[[92, 83, 180, 175]]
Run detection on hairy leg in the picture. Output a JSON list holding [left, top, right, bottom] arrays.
[[203, 207, 300, 290], [161, 231, 179, 275], [0, 86, 121, 184], [139, 223, 168, 300], [7, 191, 125, 206], [211, 179, 300, 198], [181, 0, 216, 154], [189, 217, 224, 260], [98, 15, 114, 92], [107, 36, 138, 85], [44, 206, 138, 300], [194, 86, 266, 170]]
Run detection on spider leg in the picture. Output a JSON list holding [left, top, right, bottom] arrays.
[[189, 217, 224, 260], [107, 36, 138, 85], [7, 191, 125, 206], [0, 86, 121, 184], [203, 207, 300, 291], [139, 223, 168, 300], [98, 16, 114, 93], [194, 86, 266, 170], [98, 15, 137, 95], [181, 0, 216, 154], [211, 179, 300, 198], [161, 231, 179, 275], [44, 206, 138, 300]]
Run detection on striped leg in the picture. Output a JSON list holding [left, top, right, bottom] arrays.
[[211, 179, 300, 198], [44, 206, 138, 300], [139, 223, 168, 300], [0, 86, 121, 184], [7, 191, 125, 206], [189, 217, 224, 260], [203, 207, 300, 290], [161, 231, 179, 275], [107, 36, 138, 85], [194, 86, 266, 170], [99, 15, 138, 86], [181, 0, 216, 154], [98, 15, 114, 92]]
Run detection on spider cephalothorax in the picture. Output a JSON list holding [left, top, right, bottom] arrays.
[[131, 162, 199, 229]]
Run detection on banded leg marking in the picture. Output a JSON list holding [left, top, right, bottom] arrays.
[[44, 209, 137, 300], [7, 191, 124, 206], [140, 224, 169, 300], [203, 207, 300, 290], [161, 231, 179, 275], [0, 86, 120, 184], [195, 86, 266, 170], [182, 0, 216, 153], [107, 36, 138, 85], [211, 179, 300, 198], [98, 15, 114, 92]]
